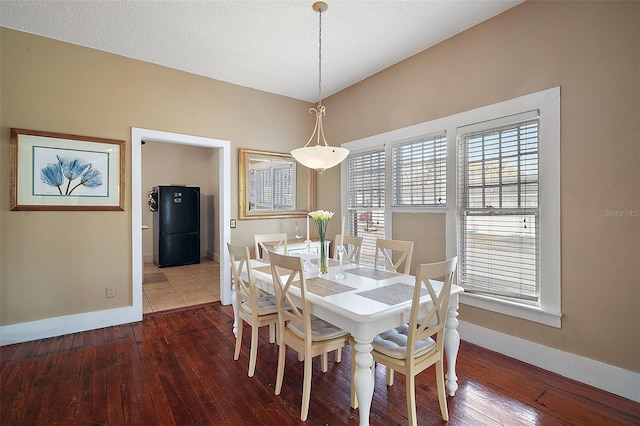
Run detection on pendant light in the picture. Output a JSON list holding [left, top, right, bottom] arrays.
[[291, 2, 349, 173]]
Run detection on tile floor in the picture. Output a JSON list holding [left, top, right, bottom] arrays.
[[143, 258, 221, 314]]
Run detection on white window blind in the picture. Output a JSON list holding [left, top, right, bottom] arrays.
[[249, 164, 295, 211], [250, 168, 272, 209], [347, 149, 386, 266], [392, 134, 447, 206], [457, 111, 540, 301], [273, 166, 294, 209]]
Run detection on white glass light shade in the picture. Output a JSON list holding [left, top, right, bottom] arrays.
[[291, 145, 349, 173]]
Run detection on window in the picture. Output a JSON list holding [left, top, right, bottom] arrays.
[[392, 134, 447, 207], [451, 89, 561, 327], [457, 112, 539, 301], [341, 87, 561, 326], [346, 149, 385, 266]]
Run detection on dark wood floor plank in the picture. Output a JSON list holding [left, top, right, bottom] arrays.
[[1, 303, 638, 426], [0, 345, 20, 394], [132, 318, 178, 426], [72, 330, 98, 425], [54, 332, 86, 424], [21, 336, 65, 425], [125, 322, 160, 426], [35, 333, 76, 424], [0, 342, 18, 369], [145, 314, 212, 425], [0, 340, 43, 425], [104, 326, 128, 426]]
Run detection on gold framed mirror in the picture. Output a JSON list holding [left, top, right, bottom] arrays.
[[239, 148, 315, 220]]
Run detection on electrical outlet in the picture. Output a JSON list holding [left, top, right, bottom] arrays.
[[106, 286, 116, 298]]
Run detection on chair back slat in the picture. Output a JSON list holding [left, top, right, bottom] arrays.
[[333, 234, 364, 265], [268, 251, 309, 336], [227, 243, 257, 304], [254, 233, 288, 260], [374, 238, 414, 274], [407, 257, 458, 363]]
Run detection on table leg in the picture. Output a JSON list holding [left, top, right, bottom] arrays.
[[353, 337, 374, 426], [444, 305, 460, 396]]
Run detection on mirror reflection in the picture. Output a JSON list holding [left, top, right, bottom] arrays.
[[239, 149, 315, 219]]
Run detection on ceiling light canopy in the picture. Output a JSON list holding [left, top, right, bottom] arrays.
[[291, 2, 348, 174]]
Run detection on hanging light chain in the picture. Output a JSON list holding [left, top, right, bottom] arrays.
[[318, 5, 323, 104]]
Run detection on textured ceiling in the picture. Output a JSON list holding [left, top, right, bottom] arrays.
[[0, 0, 523, 102]]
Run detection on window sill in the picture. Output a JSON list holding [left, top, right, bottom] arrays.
[[460, 292, 562, 328]]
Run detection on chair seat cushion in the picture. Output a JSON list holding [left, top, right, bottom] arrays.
[[288, 315, 349, 342], [241, 295, 278, 316], [372, 324, 436, 359]]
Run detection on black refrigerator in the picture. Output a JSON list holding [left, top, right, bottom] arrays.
[[153, 185, 200, 268]]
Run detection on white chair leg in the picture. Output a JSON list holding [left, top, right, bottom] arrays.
[[386, 367, 394, 386], [268, 323, 276, 343], [436, 359, 449, 421], [406, 374, 417, 426], [335, 347, 342, 363], [233, 320, 243, 361], [275, 339, 286, 395], [321, 352, 328, 372], [301, 355, 313, 421], [248, 325, 259, 377]]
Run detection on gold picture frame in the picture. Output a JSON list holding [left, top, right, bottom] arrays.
[[10, 128, 125, 211], [238, 148, 315, 219]]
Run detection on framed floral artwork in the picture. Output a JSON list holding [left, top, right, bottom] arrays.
[[10, 128, 125, 211]]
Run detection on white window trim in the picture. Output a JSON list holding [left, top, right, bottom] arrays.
[[341, 87, 561, 327]]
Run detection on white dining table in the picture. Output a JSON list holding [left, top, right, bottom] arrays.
[[231, 258, 464, 426]]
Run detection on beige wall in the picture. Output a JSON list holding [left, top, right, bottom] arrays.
[[0, 28, 313, 325], [319, 1, 639, 372], [1, 1, 638, 375]]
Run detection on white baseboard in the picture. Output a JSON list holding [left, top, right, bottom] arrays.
[[0, 306, 142, 346], [458, 321, 640, 403]]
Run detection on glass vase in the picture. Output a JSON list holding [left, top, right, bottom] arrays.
[[319, 238, 329, 274]]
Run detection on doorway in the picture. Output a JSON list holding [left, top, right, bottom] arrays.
[[131, 128, 231, 317]]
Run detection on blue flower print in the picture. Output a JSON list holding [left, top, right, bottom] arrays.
[[41, 163, 64, 194], [40, 155, 104, 195]]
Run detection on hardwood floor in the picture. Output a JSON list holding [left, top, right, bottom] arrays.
[[1, 303, 638, 425]]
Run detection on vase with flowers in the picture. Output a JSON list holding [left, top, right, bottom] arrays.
[[308, 209, 334, 274]]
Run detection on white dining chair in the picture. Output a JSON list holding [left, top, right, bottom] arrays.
[[332, 234, 364, 265], [351, 257, 457, 425], [373, 238, 414, 274], [254, 233, 288, 261], [269, 251, 350, 421], [228, 243, 278, 377]]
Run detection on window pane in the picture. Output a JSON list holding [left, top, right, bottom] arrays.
[[458, 117, 540, 301], [347, 149, 386, 267], [349, 209, 385, 267], [348, 150, 385, 208], [461, 213, 538, 300], [392, 134, 446, 206]]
